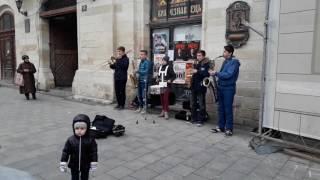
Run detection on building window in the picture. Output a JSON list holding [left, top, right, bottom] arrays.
[[0, 13, 14, 32], [314, 1, 320, 73]]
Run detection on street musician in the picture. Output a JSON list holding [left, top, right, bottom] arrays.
[[110, 46, 129, 110]]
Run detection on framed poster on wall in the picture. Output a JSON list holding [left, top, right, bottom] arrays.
[[152, 29, 169, 55]]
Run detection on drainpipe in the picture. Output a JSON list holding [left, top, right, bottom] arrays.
[[240, 0, 270, 135], [258, 0, 270, 135]]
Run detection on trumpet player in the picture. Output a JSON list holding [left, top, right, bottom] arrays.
[[189, 50, 210, 127], [110, 46, 129, 110], [209, 45, 240, 136]]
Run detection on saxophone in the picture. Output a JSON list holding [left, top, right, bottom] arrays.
[[129, 60, 138, 88]]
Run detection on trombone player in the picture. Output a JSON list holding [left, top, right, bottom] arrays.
[[110, 46, 129, 110]]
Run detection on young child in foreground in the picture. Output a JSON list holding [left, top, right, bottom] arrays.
[[60, 114, 98, 180]]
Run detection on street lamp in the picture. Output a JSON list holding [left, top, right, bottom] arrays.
[[15, 0, 28, 16]]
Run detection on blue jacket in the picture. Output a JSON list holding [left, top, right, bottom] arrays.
[[110, 54, 129, 81], [216, 57, 240, 88], [192, 58, 210, 93], [138, 59, 151, 82]]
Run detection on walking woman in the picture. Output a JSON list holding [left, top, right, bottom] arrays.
[[17, 55, 37, 100]]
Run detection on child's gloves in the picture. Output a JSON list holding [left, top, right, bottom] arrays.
[[90, 162, 98, 172], [59, 162, 67, 173]]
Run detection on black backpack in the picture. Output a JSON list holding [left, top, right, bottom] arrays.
[[90, 115, 115, 139]]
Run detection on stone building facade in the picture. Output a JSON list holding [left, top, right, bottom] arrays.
[[0, 0, 267, 127]]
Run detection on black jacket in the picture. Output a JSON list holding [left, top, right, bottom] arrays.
[[110, 54, 129, 81], [157, 64, 176, 85], [61, 114, 98, 171], [191, 58, 210, 93]]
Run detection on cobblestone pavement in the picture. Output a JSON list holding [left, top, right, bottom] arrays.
[[0, 87, 319, 180]]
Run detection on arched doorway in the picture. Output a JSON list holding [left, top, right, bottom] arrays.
[[0, 12, 15, 81]]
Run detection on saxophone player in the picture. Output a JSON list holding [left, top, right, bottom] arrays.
[[209, 45, 240, 136], [110, 46, 129, 110]]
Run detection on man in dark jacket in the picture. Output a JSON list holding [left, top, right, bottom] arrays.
[[60, 114, 98, 180], [110, 46, 129, 110], [135, 50, 151, 114], [210, 45, 240, 136], [190, 50, 210, 126]]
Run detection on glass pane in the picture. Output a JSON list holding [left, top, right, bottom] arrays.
[[3, 14, 13, 30], [173, 25, 201, 61], [174, 24, 201, 41], [0, 17, 3, 31], [5, 40, 12, 58]]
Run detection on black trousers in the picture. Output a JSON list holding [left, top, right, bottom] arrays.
[[71, 169, 89, 180], [191, 91, 207, 123], [115, 79, 127, 107]]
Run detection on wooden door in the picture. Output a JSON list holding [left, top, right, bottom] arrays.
[[49, 13, 78, 87]]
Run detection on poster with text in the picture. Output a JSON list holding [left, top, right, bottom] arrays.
[[153, 54, 166, 78], [153, 33, 169, 54]]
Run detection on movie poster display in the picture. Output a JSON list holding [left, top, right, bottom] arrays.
[[174, 41, 200, 61], [153, 32, 169, 54]]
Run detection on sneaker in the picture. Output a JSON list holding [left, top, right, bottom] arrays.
[[164, 112, 169, 120], [158, 111, 164, 117], [114, 105, 120, 109], [186, 121, 196, 124], [210, 127, 224, 133], [196, 123, 203, 127], [225, 129, 233, 136], [118, 106, 124, 110], [135, 107, 142, 113], [140, 108, 146, 114]]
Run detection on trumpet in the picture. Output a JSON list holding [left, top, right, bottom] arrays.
[[108, 56, 117, 65], [97, 56, 117, 68]]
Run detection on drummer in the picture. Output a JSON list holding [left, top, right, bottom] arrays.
[[156, 56, 176, 119]]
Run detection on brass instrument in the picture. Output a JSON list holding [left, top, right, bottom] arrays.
[[129, 60, 138, 88], [99, 49, 132, 68], [98, 56, 117, 68], [202, 56, 222, 103], [202, 58, 215, 87], [108, 56, 117, 65], [202, 76, 214, 87]]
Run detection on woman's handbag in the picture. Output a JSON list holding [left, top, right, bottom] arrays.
[[14, 73, 24, 86]]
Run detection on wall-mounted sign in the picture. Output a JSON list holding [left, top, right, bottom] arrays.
[[225, 1, 250, 48], [152, 0, 202, 22]]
